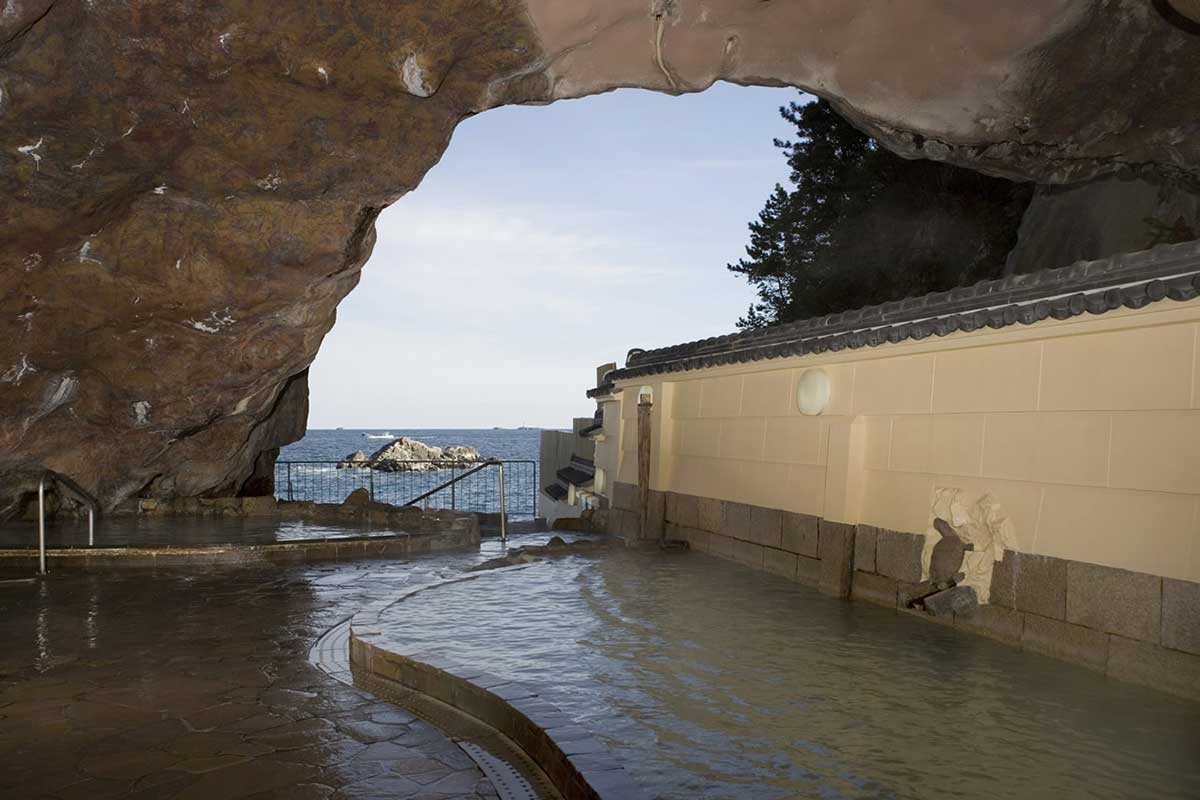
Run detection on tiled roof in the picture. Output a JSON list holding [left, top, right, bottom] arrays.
[[586, 381, 617, 399], [589, 241, 1200, 390]]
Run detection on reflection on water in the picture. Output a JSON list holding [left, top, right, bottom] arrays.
[[386, 550, 1200, 800]]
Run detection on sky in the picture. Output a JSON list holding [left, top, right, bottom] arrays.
[[307, 83, 802, 429]]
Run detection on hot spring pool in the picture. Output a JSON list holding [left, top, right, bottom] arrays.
[[381, 548, 1200, 799]]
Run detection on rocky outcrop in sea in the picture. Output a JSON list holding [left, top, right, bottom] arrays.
[[338, 437, 484, 472]]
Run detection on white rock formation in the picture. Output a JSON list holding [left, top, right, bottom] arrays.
[[341, 437, 484, 472]]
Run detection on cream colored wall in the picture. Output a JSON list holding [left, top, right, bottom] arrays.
[[593, 397, 622, 502], [612, 301, 1200, 582]]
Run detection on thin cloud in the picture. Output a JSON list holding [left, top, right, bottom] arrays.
[[307, 83, 793, 427]]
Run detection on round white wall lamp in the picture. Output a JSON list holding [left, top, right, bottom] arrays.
[[796, 369, 831, 416]]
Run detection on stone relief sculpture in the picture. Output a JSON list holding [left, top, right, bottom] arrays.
[[923, 487, 1018, 604]]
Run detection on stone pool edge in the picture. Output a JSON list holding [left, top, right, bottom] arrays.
[[0, 523, 479, 571], [616, 483, 1200, 703], [348, 568, 649, 800]]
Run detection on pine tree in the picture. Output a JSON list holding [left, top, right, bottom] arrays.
[[729, 97, 1031, 327]]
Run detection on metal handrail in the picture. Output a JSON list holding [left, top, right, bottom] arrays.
[[277, 459, 534, 525], [401, 459, 507, 543], [37, 471, 99, 576], [401, 460, 494, 507]]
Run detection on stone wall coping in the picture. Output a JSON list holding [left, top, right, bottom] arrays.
[[0, 526, 477, 570], [596, 240, 1200, 385], [349, 564, 649, 800]]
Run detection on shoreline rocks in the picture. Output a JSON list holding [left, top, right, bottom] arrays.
[[467, 535, 617, 572], [338, 437, 485, 472]]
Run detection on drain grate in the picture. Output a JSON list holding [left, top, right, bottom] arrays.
[[460, 741, 540, 800]]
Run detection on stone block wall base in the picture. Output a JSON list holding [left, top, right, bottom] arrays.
[[1022, 614, 1111, 672], [646, 485, 1200, 703], [954, 604, 1024, 648], [817, 521, 855, 597], [851, 571, 898, 607], [609, 482, 670, 544]]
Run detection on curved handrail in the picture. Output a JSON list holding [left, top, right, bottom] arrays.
[[37, 471, 99, 576]]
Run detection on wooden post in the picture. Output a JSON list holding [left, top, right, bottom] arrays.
[[637, 395, 652, 541]]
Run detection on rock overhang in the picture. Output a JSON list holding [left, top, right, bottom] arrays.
[[2, 1, 1199, 511]]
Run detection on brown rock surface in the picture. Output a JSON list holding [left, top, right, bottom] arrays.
[[1005, 170, 1200, 274], [3, 1, 1200, 512], [526, 0, 1200, 183]]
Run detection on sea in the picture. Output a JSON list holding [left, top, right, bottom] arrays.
[[280, 428, 543, 463], [278, 429, 545, 517]]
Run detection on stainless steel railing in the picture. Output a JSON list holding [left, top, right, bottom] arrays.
[[37, 471, 99, 575], [403, 459, 508, 543], [274, 459, 536, 526]]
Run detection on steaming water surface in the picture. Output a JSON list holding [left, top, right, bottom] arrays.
[[383, 548, 1200, 800]]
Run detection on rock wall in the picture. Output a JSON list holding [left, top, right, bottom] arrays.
[[1006, 170, 1200, 275], [526, 0, 1200, 183], [3, 1, 1200, 511]]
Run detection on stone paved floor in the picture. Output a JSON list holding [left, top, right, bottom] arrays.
[[0, 554, 505, 799]]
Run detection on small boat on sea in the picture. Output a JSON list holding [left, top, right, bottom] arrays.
[[363, 432, 395, 439]]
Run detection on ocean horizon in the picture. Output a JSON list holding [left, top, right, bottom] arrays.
[[280, 428, 546, 464]]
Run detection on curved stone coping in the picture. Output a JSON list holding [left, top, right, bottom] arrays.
[[350, 567, 648, 800], [0, 526, 476, 570]]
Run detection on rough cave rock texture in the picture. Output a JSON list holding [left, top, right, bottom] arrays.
[[2, 1, 1199, 511], [1006, 170, 1200, 274]]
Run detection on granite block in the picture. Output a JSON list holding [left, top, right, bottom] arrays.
[[781, 512, 820, 557], [875, 529, 924, 583], [612, 482, 638, 512], [681, 526, 709, 553], [763, 547, 798, 580], [748, 505, 783, 548], [853, 525, 878, 573], [721, 502, 753, 542], [645, 489, 666, 540], [1066, 561, 1161, 643], [954, 604, 1025, 648], [732, 539, 765, 569], [707, 533, 734, 560], [675, 493, 700, 529], [818, 520, 855, 597], [795, 555, 821, 587], [1021, 613, 1109, 672], [851, 571, 897, 607], [1162, 578, 1200, 656], [619, 509, 640, 540], [901, 606, 955, 627], [993, 551, 1068, 620], [697, 496, 723, 534], [1107, 635, 1200, 702]]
